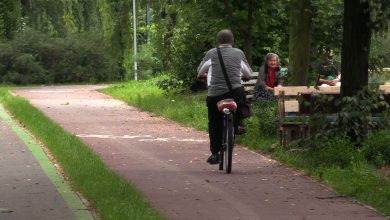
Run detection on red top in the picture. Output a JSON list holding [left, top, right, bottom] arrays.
[[265, 67, 277, 88]]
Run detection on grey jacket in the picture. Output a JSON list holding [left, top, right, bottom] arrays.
[[197, 45, 252, 96], [254, 65, 283, 91]]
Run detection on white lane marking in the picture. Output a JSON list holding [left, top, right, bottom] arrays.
[[177, 138, 207, 143], [139, 137, 170, 142], [138, 137, 207, 143], [76, 134, 152, 139], [29, 90, 75, 93], [76, 134, 207, 143]]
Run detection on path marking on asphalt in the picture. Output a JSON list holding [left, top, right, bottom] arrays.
[[76, 134, 152, 139], [29, 90, 75, 93], [76, 134, 207, 143], [138, 138, 207, 143], [0, 104, 95, 220]]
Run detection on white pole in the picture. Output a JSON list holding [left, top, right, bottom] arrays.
[[133, 0, 138, 80]]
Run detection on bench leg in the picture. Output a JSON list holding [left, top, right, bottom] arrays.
[[279, 129, 284, 147], [299, 126, 305, 139]]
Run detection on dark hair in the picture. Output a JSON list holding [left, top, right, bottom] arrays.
[[217, 29, 234, 45]]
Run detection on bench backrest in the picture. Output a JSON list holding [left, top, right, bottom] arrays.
[[274, 86, 340, 96], [379, 85, 390, 93], [242, 71, 258, 100], [275, 86, 340, 113], [274, 85, 390, 114]]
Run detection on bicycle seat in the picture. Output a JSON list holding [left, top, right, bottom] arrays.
[[217, 99, 237, 111]]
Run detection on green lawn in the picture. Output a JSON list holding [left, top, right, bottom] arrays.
[[103, 79, 390, 216], [0, 88, 165, 220]]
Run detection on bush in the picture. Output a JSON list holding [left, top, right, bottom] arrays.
[[308, 87, 390, 144], [252, 100, 278, 137], [2, 54, 48, 84], [160, 4, 222, 91], [299, 135, 360, 169], [155, 76, 184, 92], [362, 129, 390, 167], [0, 30, 120, 85], [136, 44, 164, 80], [370, 30, 390, 71]]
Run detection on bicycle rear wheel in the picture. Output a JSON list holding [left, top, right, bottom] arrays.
[[219, 146, 224, 171], [219, 114, 228, 171], [225, 114, 234, 173]]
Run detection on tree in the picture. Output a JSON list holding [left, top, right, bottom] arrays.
[[62, 0, 102, 33], [223, 0, 255, 65], [21, 0, 67, 36], [311, 0, 343, 52], [289, 0, 313, 85], [0, 0, 20, 39], [99, 0, 132, 79], [341, 0, 390, 97]]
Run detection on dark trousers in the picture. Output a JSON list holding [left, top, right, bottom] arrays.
[[206, 87, 246, 154]]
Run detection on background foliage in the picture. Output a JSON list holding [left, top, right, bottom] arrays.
[[0, 30, 119, 84], [0, 0, 388, 87]]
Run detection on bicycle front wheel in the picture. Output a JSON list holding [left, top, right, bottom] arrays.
[[225, 114, 234, 173]]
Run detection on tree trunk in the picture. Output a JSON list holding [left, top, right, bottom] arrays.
[[245, 0, 253, 65], [341, 0, 371, 97], [146, 0, 151, 44], [288, 0, 313, 86], [20, 0, 28, 6]]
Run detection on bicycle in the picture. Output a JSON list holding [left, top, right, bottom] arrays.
[[217, 99, 237, 173]]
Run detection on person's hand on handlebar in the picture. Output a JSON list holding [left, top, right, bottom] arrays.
[[198, 72, 208, 84], [198, 72, 207, 79]]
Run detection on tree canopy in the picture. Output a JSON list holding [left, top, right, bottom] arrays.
[[0, 0, 388, 92]]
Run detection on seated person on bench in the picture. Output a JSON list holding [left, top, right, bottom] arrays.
[[253, 53, 283, 101], [316, 47, 341, 87]]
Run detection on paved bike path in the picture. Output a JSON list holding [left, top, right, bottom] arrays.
[[14, 85, 387, 220], [0, 105, 94, 220]]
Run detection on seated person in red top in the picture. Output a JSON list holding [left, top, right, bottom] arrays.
[[254, 53, 283, 101]]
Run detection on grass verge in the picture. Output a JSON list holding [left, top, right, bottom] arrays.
[[103, 79, 390, 216], [0, 88, 164, 220]]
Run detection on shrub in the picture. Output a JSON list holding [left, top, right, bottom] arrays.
[[362, 129, 390, 167], [308, 87, 390, 144], [136, 44, 164, 80], [252, 100, 278, 137], [163, 4, 222, 91], [155, 77, 184, 92], [299, 135, 360, 169], [0, 30, 120, 85], [2, 53, 48, 84]]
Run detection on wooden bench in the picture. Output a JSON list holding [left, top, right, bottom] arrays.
[[274, 86, 341, 147], [275, 85, 390, 146], [379, 84, 390, 93]]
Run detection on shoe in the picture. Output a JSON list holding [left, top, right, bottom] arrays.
[[207, 154, 219, 165], [235, 126, 246, 135]]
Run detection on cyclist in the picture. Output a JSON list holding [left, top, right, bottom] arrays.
[[197, 29, 253, 165]]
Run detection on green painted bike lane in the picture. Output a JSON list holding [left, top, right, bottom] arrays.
[[0, 104, 94, 220]]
